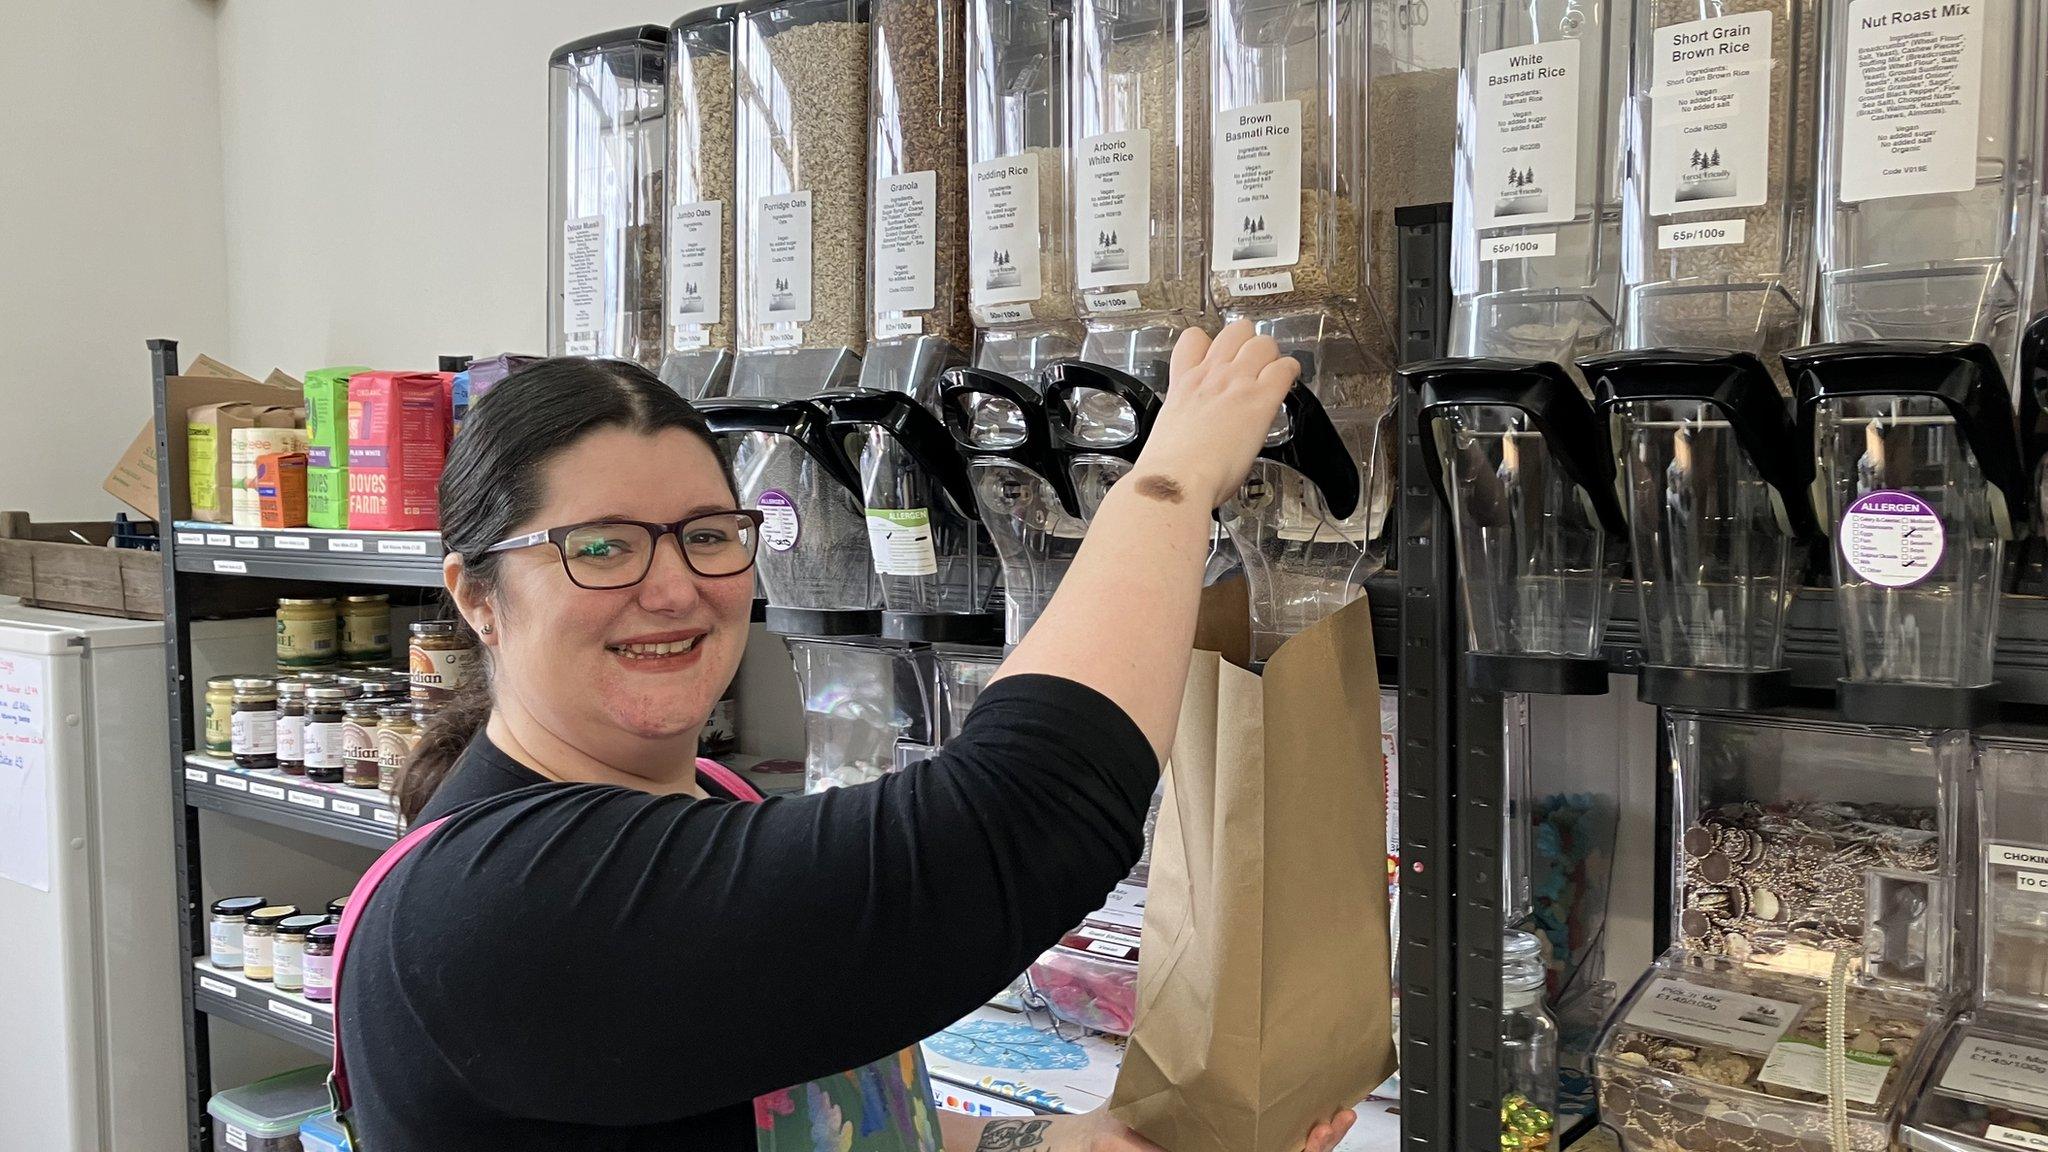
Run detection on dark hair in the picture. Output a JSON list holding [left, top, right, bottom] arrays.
[[397, 357, 735, 823]]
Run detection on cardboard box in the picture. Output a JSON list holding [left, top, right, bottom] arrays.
[[231, 427, 308, 527], [102, 355, 298, 520], [187, 402, 296, 523], [308, 467, 347, 529], [256, 452, 309, 528], [346, 372, 448, 530], [304, 366, 368, 468]]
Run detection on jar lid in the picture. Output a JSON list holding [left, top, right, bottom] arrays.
[[326, 896, 349, 916], [248, 904, 299, 926], [278, 597, 339, 607], [344, 594, 390, 605], [379, 704, 413, 720], [277, 914, 329, 936], [411, 620, 459, 636], [296, 672, 339, 684], [345, 700, 383, 718], [211, 896, 266, 916], [277, 680, 309, 697], [307, 686, 351, 702], [232, 677, 278, 693], [207, 675, 239, 688], [411, 704, 436, 722], [308, 924, 340, 942]]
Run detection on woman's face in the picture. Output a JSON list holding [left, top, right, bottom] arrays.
[[462, 426, 754, 758]]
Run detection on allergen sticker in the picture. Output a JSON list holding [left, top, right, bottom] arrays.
[[1839, 0, 1984, 203], [1758, 1039, 1893, 1104], [754, 192, 814, 326], [1840, 489, 1945, 588], [669, 199, 723, 328], [1473, 39, 1582, 229], [1077, 129, 1152, 290], [1620, 977, 1801, 1055], [970, 154, 1045, 315], [1212, 99, 1303, 271], [1940, 1036, 2048, 1112], [872, 171, 938, 314], [758, 488, 801, 553], [562, 216, 604, 356], [864, 508, 939, 577], [1651, 12, 1773, 216]]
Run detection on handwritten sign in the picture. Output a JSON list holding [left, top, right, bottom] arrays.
[[0, 652, 51, 892]]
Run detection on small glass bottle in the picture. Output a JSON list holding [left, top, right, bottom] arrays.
[[340, 594, 393, 668], [241, 904, 299, 982], [230, 678, 279, 770], [303, 924, 340, 1003], [202, 676, 237, 757], [326, 895, 349, 919], [275, 680, 308, 776], [303, 686, 350, 784], [1500, 929, 1559, 1150], [208, 896, 266, 968], [375, 705, 418, 795], [342, 700, 383, 789]]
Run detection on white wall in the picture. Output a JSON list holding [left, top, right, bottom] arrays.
[[0, 0, 229, 521], [214, 0, 715, 373]]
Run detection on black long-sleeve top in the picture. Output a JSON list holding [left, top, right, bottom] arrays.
[[338, 674, 1157, 1150]]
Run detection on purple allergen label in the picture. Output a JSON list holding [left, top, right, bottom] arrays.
[[1840, 490, 1945, 589], [758, 489, 800, 553]]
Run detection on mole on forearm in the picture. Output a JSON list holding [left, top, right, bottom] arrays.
[[1134, 474, 1184, 504]]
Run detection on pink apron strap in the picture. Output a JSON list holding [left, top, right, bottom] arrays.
[[696, 757, 764, 803]]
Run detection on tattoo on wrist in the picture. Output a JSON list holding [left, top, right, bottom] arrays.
[[1134, 474, 1185, 504], [975, 1119, 1053, 1150]]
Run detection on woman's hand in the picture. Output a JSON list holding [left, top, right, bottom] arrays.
[[960, 1107, 1359, 1152], [1134, 319, 1303, 510]]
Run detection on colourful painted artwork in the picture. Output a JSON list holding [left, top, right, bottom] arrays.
[[925, 1019, 1092, 1072], [755, 1049, 942, 1152]]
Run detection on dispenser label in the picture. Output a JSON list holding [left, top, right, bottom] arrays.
[[1990, 844, 2048, 871], [1758, 1039, 1893, 1104], [1077, 130, 1152, 289], [1212, 99, 1303, 272], [970, 154, 1046, 316], [758, 489, 800, 553], [865, 508, 939, 577], [1473, 39, 1582, 229], [1838, 0, 1984, 203], [1988, 1126, 2048, 1152], [562, 216, 604, 356], [1840, 489, 1945, 588], [872, 171, 937, 314], [1481, 233, 1558, 260], [1658, 219, 1748, 249], [1620, 977, 1800, 1054], [1650, 12, 1773, 216], [669, 199, 723, 329], [1940, 1037, 2048, 1112], [754, 192, 814, 325]]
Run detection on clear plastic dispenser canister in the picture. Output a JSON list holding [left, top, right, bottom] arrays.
[[548, 27, 670, 369], [1899, 736, 2048, 1152], [662, 6, 740, 398], [1784, 342, 2027, 729], [1208, 0, 1397, 661], [940, 368, 1087, 646], [1408, 358, 1626, 695], [730, 0, 871, 399], [697, 398, 883, 637], [1595, 712, 1970, 1152], [819, 390, 1003, 643], [2026, 315, 2048, 537], [932, 642, 1003, 742], [965, 0, 1082, 376], [1450, 0, 1631, 363], [784, 636, 937, 791], [1040, 360, 1164, 521], [1582, 351, 1815, 710], [1071, 0, 1210, 381]]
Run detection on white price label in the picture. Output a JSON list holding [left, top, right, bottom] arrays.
[[199, 976, 236, 998], [176, 532, 203, 545], [205, 533, 231, 547], [1658, 220, 1748, 249], [184, 767, 209, 784], [1941, 1036, 2048, 1112], [267, 1000, 315, 1026], [1233, 271, 1297, 296], [287, 791, 325, 810], [1621, 977, 1801, 1055], [1481, 233, 1559, 261], [1086, 291, 1143, 314], [1759, 1039, 1893, 1104], [327, 538, 364, 553], [213, 773, 249, 792], [211, 559, 247, 574], [373, 808, 399, 827], [274, 535, 310, 550], [331, 799, 363, 817], [876, 316, 923, 339], [249, 782, 286, 800], [376, 538, 430, 555], [232, 535, 259, 549], [1988, 1125, 2048, 1151]]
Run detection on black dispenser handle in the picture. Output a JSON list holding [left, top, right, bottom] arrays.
[[816, 390, 981, 523], [1039, 360, 1163, 470], [697, 396, 867, 501], [938, 366, 1083, 518], [1252, 382, 1362, 522]]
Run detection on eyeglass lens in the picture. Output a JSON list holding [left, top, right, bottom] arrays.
[[559, 515, 759, 589]]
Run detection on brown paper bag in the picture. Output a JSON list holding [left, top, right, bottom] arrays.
[[1108, 581, 1395, 1152]]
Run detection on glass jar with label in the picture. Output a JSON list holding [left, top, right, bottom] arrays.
[[1501, 930, 1560, 1148], [663, 5, 739, 398], [275, 680, 308, 775], [240, 904, 298, 982], [409, 621, 478, 704], [230, 678, 279, 770], [275, 597, 339, 673], [271, 913, 328, 994], [376, 705, 418, 794], [202, 676, 236, 757], [548, 26, 670, 369], [209, 896, 266, 969], [325, 896, 349, 919], [303, 924, 339, 1003], [340, 594, 392, 668], [342, 700, 383, 789], [303, 686, 349, 784]]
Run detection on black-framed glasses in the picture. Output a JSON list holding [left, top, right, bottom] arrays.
[[481, 510, 767, 590]]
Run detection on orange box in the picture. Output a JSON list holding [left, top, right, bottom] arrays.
[[256, 451, 309, 528]]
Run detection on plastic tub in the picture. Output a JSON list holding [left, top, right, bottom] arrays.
[[207, 1065, 330, 1152]]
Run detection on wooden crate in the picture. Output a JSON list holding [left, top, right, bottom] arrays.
[[0, 511, 164, 619]]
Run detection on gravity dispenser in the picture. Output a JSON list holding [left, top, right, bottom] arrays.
[[548, 26, 669, 369], [1041, 359, 1163, 519], [784, 636, 939, 791], [965, 0, 1083, 375], [1595, 712, 1974, 1152], [661, 6, 739, 397], [1208, 0, 1399, 660]]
